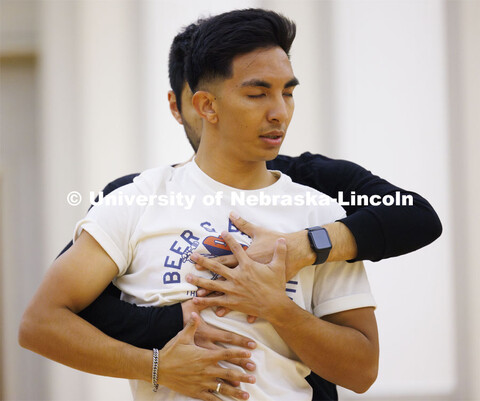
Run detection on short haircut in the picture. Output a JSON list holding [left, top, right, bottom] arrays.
[[168, 23, 199, 112], [185, 8, 296, 92]]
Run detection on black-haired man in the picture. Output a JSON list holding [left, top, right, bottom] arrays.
[[21, 7, 442, 400], [77, 13, 440, 400]]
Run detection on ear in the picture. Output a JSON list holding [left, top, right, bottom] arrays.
[[192, 91, 218, 124], [168, 90, 183, 125]]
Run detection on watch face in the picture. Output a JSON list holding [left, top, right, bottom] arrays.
[[311, 228, 332, 250]]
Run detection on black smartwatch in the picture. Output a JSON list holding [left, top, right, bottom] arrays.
[[307, 226, 332, 265]]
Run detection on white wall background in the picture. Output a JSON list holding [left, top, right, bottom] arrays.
[[1, 0, 479, 400]]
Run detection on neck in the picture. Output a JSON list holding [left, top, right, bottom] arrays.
[[195, 137, 277, 190]]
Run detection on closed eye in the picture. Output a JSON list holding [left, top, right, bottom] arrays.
[[247, 94, 266, 98]]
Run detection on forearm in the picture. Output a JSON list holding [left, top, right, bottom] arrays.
[[190, 234, 378, 392], [267, 297, 378, 393], [79, 287, 184, 350], [272, 153, 442, 262], [20, 302, 256, 401], [19, 301, 152, 382], [285, 222, 357, 279], [323, 221, 357, 262], [341, 195, 442, 261]]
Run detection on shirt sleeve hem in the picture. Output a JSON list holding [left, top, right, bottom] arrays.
[[74, 220, 128, 276], [313, 293, 376, 318]]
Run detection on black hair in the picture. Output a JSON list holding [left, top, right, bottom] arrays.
[[185, 8, 296, 92], [168, 23, 199, 112]]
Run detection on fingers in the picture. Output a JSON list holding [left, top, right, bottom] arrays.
[[228, 357, 256, 372], [246, 315, 257, 324], [200, 346, 256, 372], [209, 346, 253, 364], [215, 306, 231, 317], [200, 380, 250, 401], [194, 344, 255, 372], [221, 232, 249, 264], [191, 253, 233, 280], [193, 295, 227, 309], [187, 275, 228, 293], [229, 212, 256, 238], [196, 288, 214, 297], [269, 238, 287, 270], [208, 326, 257, 350], [210, 366, 256, 385], [212, 379, 251, 400], [199, 389, 222, 401], [211, 254, 238, 268], [179, 312, 200, 343]]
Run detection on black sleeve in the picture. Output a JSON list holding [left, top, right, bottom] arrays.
[[268, 152, 442, 262], [58, 173, 183, 350]]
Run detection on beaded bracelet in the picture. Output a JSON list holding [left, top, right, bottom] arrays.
[[152, 348, 159, 392]]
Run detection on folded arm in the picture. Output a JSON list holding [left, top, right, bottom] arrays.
[[268, 152, 442, 261], [19, 231, 256, 401], [268, 302, 378, 393], [188, 233, 379, 393]]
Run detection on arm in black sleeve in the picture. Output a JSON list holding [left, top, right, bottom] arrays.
[[79, 284, 183, 350], [268, 152, 442, 262], [58, 173, 183, 350]]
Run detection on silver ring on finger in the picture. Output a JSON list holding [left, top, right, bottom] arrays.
[[215, 382, 222, 393]]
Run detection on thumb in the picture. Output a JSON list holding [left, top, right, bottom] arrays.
[[229, 212, 256, 237], [269, 238, 287, 272], [178, 312, 200, 344]]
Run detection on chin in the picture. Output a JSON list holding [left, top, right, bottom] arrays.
[[255, 152, 280, 163], [265, 148, 282, 160]]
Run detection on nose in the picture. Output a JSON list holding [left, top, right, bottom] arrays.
[[267, 94, 291, 124]]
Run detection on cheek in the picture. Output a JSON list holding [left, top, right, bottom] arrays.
[[220, 105, 251, 128], [220, 117, 250, 138], [286, 101, 295, 123]]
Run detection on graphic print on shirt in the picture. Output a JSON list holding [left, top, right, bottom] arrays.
[[162, 218, 299, 299], [286, 280, 298, 300], [203, 235, 249, 256], [162, 218, 250, 289]]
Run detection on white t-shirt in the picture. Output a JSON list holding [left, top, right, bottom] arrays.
[[74, 160, 375, 401]]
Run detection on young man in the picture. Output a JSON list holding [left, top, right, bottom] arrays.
[[54, 12, 440, 401], [20, 8, 380, 401]]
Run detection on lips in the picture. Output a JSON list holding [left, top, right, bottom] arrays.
[[259, 131, 284, 146], [260, 130, 284, 139]]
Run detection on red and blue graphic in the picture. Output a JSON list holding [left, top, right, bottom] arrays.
[[203, 235, 249, 257]]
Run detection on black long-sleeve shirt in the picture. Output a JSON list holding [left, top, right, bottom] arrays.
[[59, 152, 442, 401]]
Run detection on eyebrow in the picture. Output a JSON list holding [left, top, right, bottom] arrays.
[[240, 77, 300, 89]]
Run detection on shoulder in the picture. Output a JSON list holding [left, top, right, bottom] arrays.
[[88, 165, 175, 214], [274, 172, 347, 224], [99, 165, 176, 198], [270, 152, 372, 188], [271, 152, 367, 171], [130, 165, 176, 194], [102, 173, 140, 195]]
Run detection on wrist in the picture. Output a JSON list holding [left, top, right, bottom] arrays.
[[127, 346, 154, 383], [264, 295, 296, 326], [287, 230, 316, 268], [156, 345, 174, 388]]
